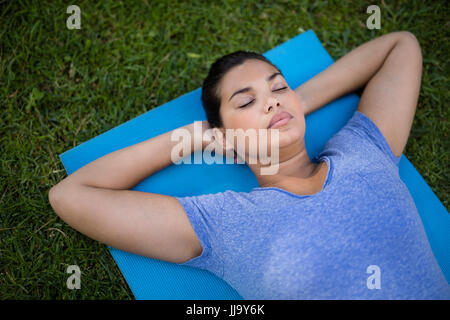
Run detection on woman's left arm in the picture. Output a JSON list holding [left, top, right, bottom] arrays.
[[295, 31, 422, 157], [355, 32, 422, 158]]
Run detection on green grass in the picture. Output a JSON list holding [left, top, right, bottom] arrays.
[[1, 0, 448, 299]]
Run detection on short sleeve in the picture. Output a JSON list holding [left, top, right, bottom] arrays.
[[174, 192, 225, 277], [342, 111, 402, 166]]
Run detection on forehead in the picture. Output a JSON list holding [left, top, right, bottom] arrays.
[[219, 59, 280, 99]]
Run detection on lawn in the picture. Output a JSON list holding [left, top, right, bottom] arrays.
[[0, 0, 448, 299]]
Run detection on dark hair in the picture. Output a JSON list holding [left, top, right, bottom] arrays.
[[201, 50, 282, 128]]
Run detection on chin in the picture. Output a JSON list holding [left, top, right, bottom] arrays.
[[262, 125, 303, 152], [279, 127, 303, 147]]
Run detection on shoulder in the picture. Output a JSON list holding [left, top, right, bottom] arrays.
[[320, 111, 401, 168]]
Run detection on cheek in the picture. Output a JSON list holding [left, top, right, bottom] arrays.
[[227, 111, 258, 130], [288, 94, 304, 115], [296, 113, 306, 130]]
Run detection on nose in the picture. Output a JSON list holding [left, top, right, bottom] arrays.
[[264, 96, 281, 113]]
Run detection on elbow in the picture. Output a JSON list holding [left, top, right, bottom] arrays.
[[399, 31, 422, 59], [393, 31, 422, 73], [48, 182, 76, 220], [401, 31, 421, 48], [48, 185, 65, 217], [399, 31, 419, 43], [48, 185, 61, 207], [49, 175, 80, 206]]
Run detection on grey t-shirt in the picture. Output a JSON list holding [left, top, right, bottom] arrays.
[[175, 111, 450, 299]]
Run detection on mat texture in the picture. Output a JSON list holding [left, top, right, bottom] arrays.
[[59, 30, 450, 299]]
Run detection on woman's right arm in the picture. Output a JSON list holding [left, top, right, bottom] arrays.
[[48, 121, 211, 263]]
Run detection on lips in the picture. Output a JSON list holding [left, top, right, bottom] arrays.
[[268, 111, 293, 129]]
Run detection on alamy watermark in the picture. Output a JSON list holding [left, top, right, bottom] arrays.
[[366, 5, 381, 30], [366, 265, 381, 289], [66, 4, 380, 32], [170, 121, 280, 175], [66, 265, 81, 290], [66, 5, 81, 30]]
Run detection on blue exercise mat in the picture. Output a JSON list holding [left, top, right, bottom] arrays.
[[59, 30, 450, 299]]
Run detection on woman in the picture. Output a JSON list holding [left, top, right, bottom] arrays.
[[49, 31, 450, 299]]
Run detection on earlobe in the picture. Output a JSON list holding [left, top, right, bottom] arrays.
[[213, 127, 234, 151], [212, 128, 225, 148]]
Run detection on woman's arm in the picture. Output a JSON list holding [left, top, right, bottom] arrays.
[[48, 121, 211, 263], [356, 32, 422, 157], [295, 31, 422, 158], [295, 31, 406, 115], [52, 121, 207, 190]]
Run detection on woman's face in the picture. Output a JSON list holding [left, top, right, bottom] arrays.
[[216, 59, 306, 160]]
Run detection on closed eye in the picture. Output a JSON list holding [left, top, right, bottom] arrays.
[[238, 100, 254, 108], [238, 87, 288, 108]]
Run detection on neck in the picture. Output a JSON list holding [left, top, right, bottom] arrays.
[[246, 138, 320, 188]]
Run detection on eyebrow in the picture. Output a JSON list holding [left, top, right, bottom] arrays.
[[228, 72, 283, 102]]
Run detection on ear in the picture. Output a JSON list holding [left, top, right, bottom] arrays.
[[212, 127, 234, 151]]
